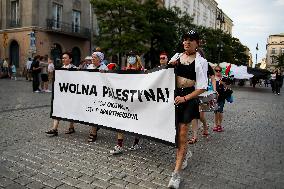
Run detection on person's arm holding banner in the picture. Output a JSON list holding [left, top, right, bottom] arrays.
[[46, 52, 76, 136], [110, 50, 143, 155]]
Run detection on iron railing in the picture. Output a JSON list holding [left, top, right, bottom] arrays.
[[46, 19, 91, 39]]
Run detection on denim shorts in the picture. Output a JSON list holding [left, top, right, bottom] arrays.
[[214, 101, 225, 113]]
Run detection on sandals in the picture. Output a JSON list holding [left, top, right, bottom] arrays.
[[65, 128, 75, 134], [213, 125, 223, 132], [213, 126, 219, 132], [87, 133, 97, 142], [217, 125, 224, 132], [45, 129, 58, 136], [188, 137, 197, 144], [202, 125, 209, 137], [202, 130, 209, 137]]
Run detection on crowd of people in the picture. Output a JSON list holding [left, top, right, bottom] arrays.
[[42, 30, 236, 189], [250, 69, 283, 96], [28, 55, 53, 93], [0, 58, 17, 80]]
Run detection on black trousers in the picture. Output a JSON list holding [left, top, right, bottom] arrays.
[[32, 73, 40, 91], [271, 80, 275, 92], [275, 81, 281, 94]]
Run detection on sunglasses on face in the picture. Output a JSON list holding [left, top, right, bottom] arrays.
[[160, 57, 167, 60], [215, 70, 222, 72]]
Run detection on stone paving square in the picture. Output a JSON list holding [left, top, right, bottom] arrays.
[[0, 78, 284, 189]]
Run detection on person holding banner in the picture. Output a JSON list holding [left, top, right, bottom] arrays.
[[110, 51, 144, 155], [87, 51, 108, 142], [46, 52, 77, 136], [167, 30, 208, 189], [159, 52, 168, 66]]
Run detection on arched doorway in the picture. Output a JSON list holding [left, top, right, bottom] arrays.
[[72, 47, 81, 67], [9, 40, 19, 68], [50, 43, 62, 67]]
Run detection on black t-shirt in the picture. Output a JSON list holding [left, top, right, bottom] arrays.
[[276, 73, 282, 82], [208, 64, 214, 77], [216, 80, 233, 102], [31, 60, 40, 74]]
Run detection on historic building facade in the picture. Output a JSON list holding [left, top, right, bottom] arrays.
[[0, 0, 94, 73], [266, 33, 284, 71], [164, 0, 233, 34]]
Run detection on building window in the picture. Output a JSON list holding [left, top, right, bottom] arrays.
[[52, 3, 63, 29], [271, 56, 277, 64], [271, 48, 276, 54], [72, 10, 81, 33], [11, 0, 20, 26]]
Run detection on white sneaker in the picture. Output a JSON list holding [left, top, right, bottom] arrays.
[[181, 149, 192, 170], [128, 144, 140, 151], [45, 89, 52, 93], [110, 145, 123, 155], [34, 90, 41, 93], [168, 172, 181, 189]]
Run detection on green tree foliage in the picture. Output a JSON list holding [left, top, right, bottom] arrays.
[[275, 54, 284, 69], [91, 0, 150, 64], [142, 0, 181, 67], [198, 27, 249, 65], [91, 0, 250, 67]]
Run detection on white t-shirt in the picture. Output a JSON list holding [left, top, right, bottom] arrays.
[[26, 60, 32, 70], [87, 63, 109, 71], [271, 73, 276, 80], [87, 64, 97, 70], [48, 63, 54, 73], [62, 64, 76, 69]]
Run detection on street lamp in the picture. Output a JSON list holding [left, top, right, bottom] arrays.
[[217, 42, 223, 63], [216, 9, 225, 30], [216, 9, 225, 64]]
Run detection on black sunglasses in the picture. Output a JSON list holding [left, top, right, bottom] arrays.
[[160, 57, 167, 60]]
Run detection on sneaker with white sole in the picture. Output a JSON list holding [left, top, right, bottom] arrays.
[[128, 144, 140, 151], [110, 145, 123, 155], [44, 89, 52, 93], [181, 149, 192, 170], [168, 172, 181, 189]]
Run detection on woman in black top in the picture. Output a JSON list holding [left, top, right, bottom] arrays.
[[167, 30, 208, 189]]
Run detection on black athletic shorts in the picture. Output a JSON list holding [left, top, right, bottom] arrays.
[[41, 74, 48, 82], [175, 87, 200, 124]]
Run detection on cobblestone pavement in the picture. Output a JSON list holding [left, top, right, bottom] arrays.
[[0, 78, 283, 189]]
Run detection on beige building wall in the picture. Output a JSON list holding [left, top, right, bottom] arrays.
[[0, 29, 90, 72], [0, 0, 92, 74], [222, 13, 233, 35], [244, 47, 253, 67], [164, 0, 233, 35], [266, 33, 284, 71]]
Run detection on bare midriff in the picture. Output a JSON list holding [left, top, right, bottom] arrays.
[[177, 76, 195, 88]]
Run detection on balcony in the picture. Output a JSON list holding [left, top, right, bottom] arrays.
[[8, 19, 21, 28], [46, 19, 91, 39]]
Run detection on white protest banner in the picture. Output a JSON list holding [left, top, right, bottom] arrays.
[[51, 68, 176, 145]]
